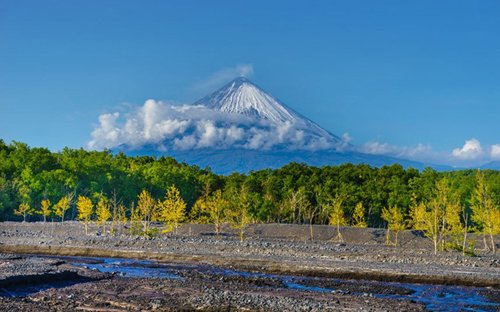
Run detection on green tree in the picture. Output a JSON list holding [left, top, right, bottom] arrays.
[[296, 187, 318, 241], [109, 190, 122, 235], [279, 187, 311, 225], [16, 177, 33, 222]]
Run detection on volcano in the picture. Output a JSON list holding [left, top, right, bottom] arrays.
[[195, 77, 298, 123], [192, 77, 344, 151], [116, 77, 449, 173]]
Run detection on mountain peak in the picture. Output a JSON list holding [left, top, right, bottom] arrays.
[[230, 76, 251, 85], [193, 77, 343, 147], [194, 77, 297, 123]]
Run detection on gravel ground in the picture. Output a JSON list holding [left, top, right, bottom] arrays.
[[0, 254, 427, 311], [0, 222, 498, 286], [0, 221, 498, 311]]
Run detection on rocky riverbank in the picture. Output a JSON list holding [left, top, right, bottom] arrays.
[[0, 221, 498, 311]]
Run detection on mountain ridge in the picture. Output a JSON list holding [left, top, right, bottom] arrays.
[[126, 146, 451, 174]]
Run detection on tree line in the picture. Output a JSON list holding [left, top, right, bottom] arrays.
[[0, 140, 499, 252]]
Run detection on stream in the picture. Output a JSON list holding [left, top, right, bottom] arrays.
[[67, 256, 499, 312], [5, 256, 500, 312]]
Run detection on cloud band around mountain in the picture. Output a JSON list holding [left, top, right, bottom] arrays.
[[88, 100, 500, 167], [87, 99, 341, 152]]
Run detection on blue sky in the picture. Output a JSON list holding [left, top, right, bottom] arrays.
[[1, 0, 499, 166]]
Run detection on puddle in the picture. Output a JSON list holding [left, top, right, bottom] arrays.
[[69, 257, 181, 279], [0, 280, 87, 297], [0, 271, 96, 298]]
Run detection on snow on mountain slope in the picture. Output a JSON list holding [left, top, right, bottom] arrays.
[[89, 76, 344, 152], [102, 76, 452, 173], [195, 77, 297, 123], [194, 77, 342, 146]]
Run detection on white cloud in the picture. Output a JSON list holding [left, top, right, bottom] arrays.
[[361, 141, 433, 157], [361, 141, 396, 155], [359, 138, 500, 166], [342, 132, 352, 144], [88, 113, 120, 150], [87, 99, 338, 152], [402, 143, 434, 158], [490, 144, 500, 160], [191, 64, 254, 95], [360, 141, 442, 164], [88, 99, 499, 168], [451, 138, 484, 160]]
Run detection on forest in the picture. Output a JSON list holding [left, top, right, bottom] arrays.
[[0, 140, 499, 252]]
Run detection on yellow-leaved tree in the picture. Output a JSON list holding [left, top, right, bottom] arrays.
[[38, 199, 52, 222], [470, 170, 499, 253], [189, 178, 211, 223], [412, 199, 442, 254], [117, 204, 128, 222], [411, 179, 452, 254], [14, 202, 33, 222], [96, 194, 111, 234], [328, 194, 347, 243], [192, 189, 228, 235], [225, 185, 253, 242], [77, 195, 93, 235], [109, 190, 126, 235], [352, 202, 367, 228], [129, 202, 143, 235], [381, 206, 406, 246], [137, 190, 156, 234], [54, 195, 71, 222], [156, 185, 186, 234], [443, 199, 464, 251]]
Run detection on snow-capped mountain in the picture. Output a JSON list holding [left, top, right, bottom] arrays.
[[195, 77, 296, 123], [194, 77, 342, 148], [109, 77, 449, 173]]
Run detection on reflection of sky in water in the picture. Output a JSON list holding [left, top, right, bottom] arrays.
[[283, 278, 499, 312], [380, 283, 499, 312], [71, 258, 181, 279], [70, 257, 498, 312]]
